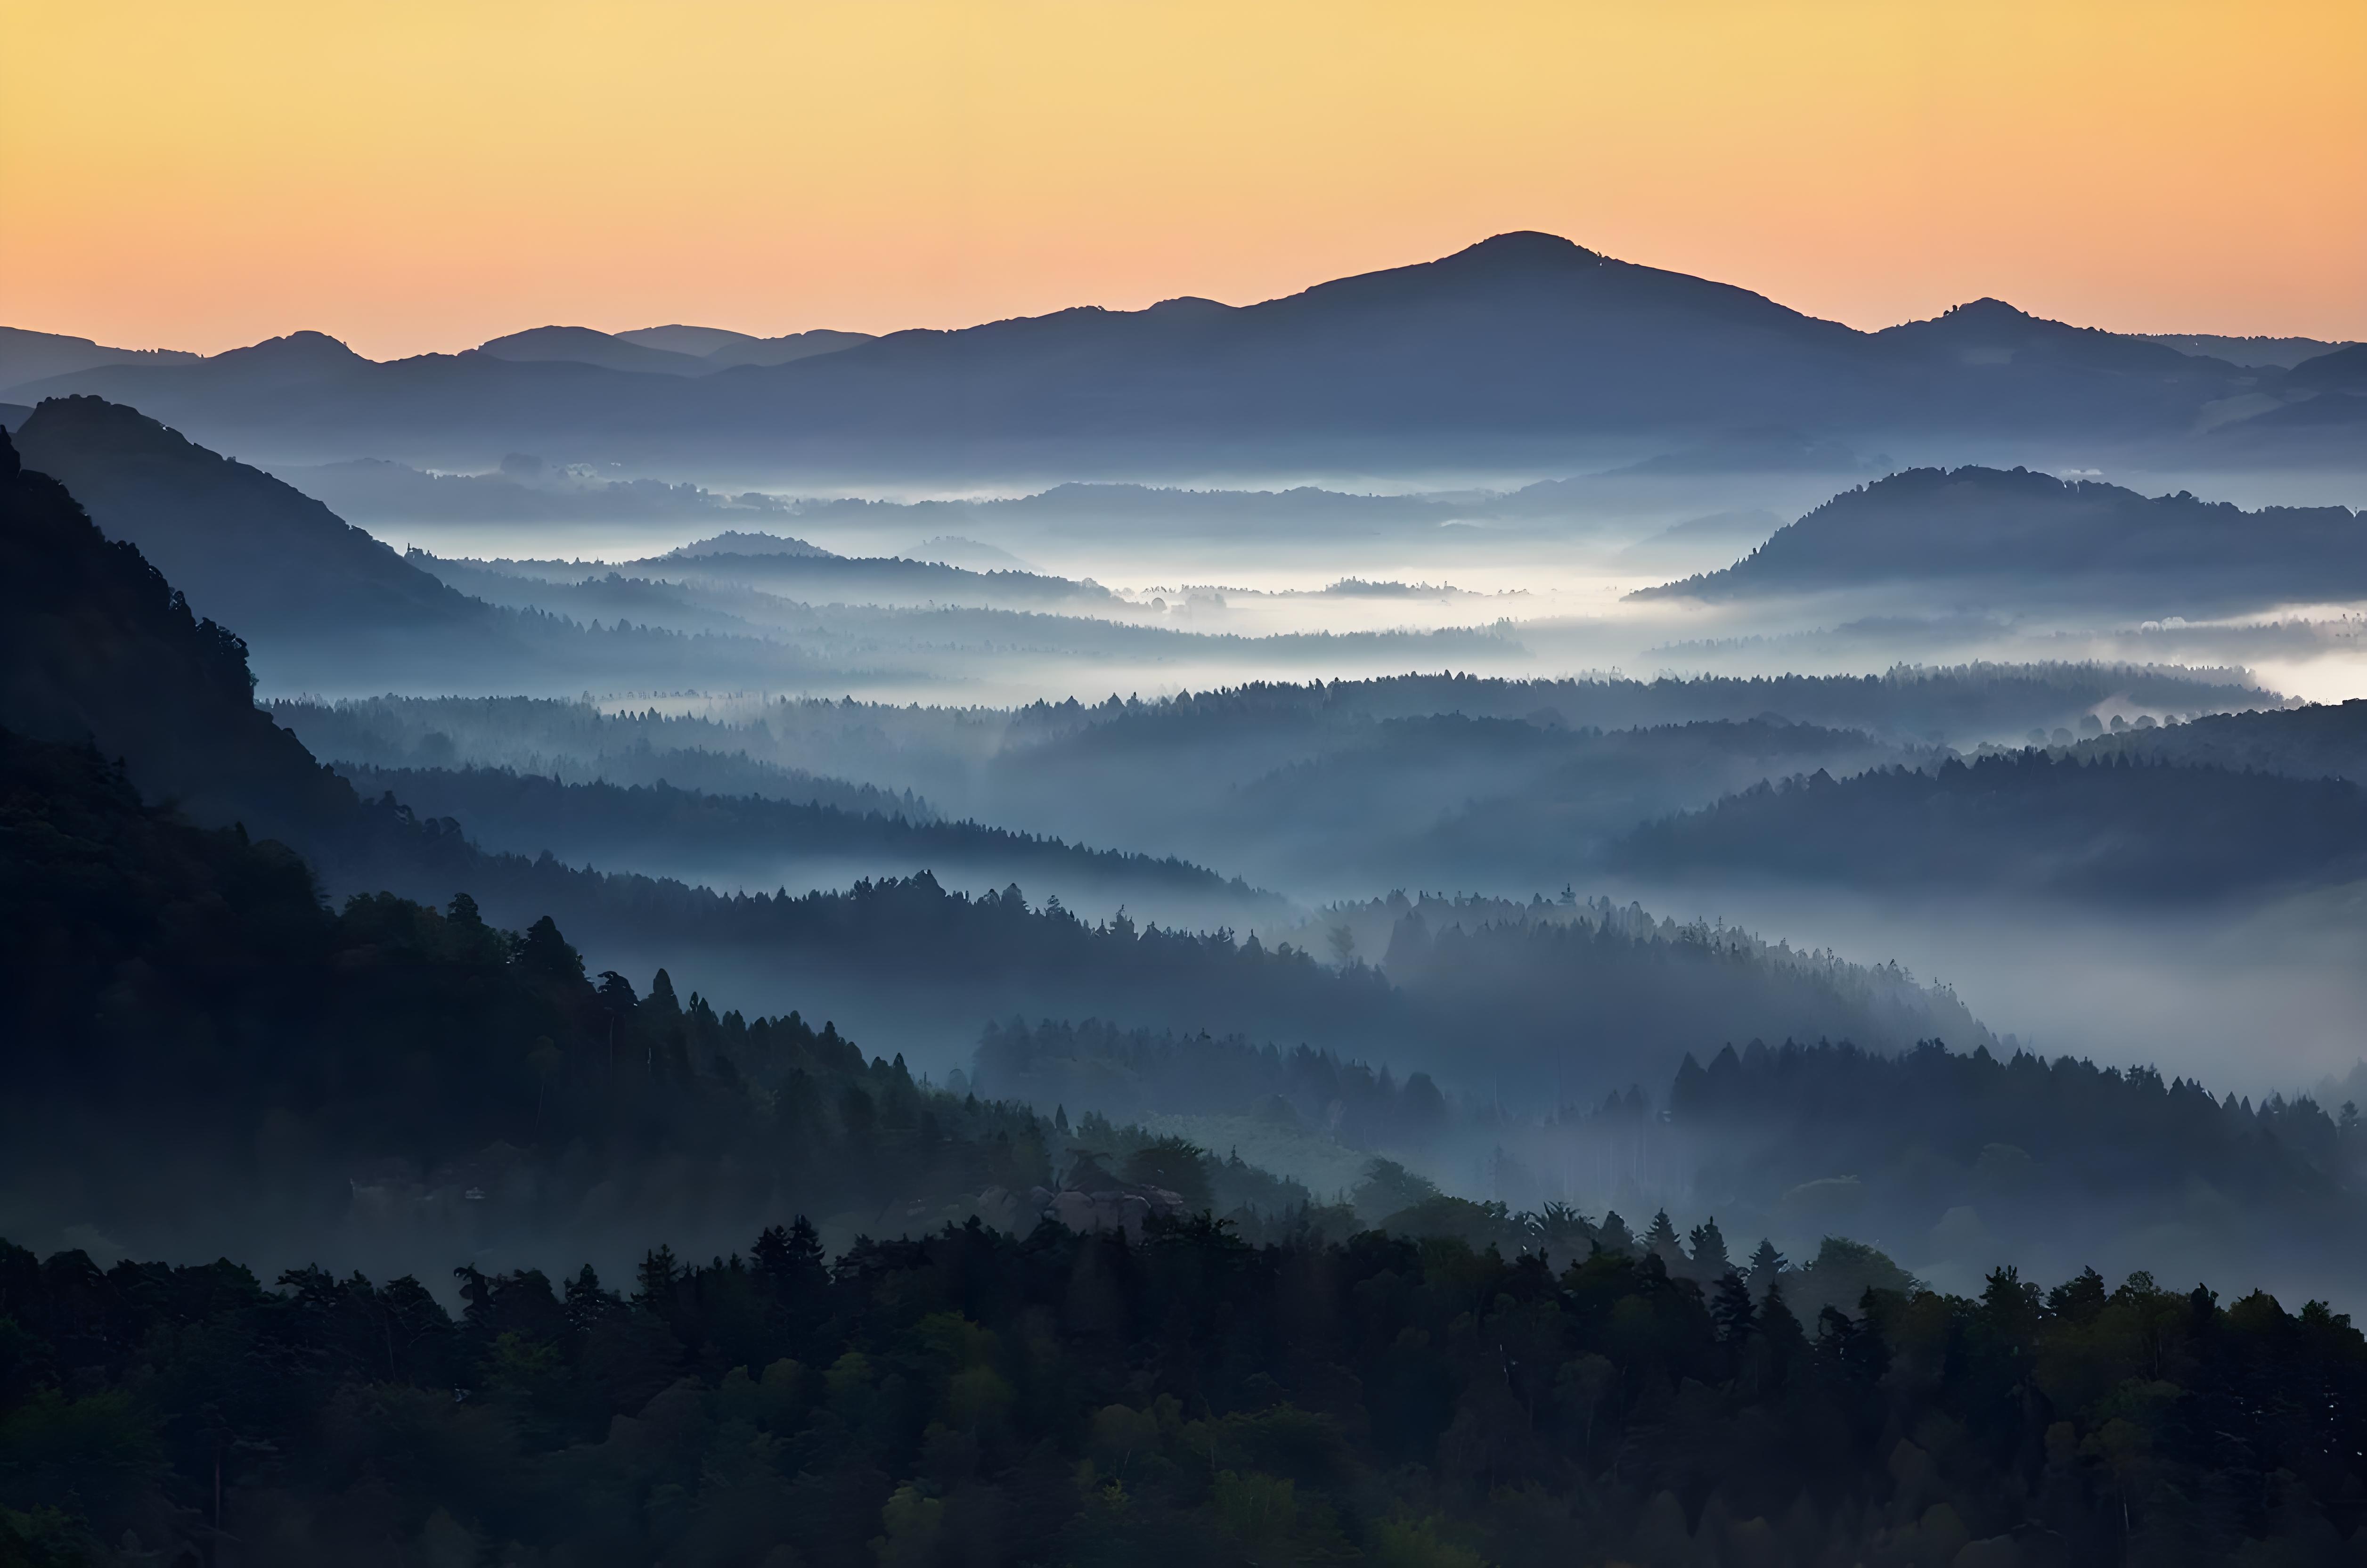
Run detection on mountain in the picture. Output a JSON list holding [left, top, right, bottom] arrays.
[[2145, 331, 2357, 369], [477, 324, 717, 375], [7, 233, 2290, 474], [0, 324, 200, 393], [1632, 466, 2367, 614], [12, 396, 486, 637], [2290, 343, 2367, 392], [1877, 297, 2237, 376], [617, 323, 876, 365]]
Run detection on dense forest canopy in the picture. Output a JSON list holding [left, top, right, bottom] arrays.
[[329, 762, 1279, 919], [1607, 751, 2367, 901], [9, 1216, 2367, 1568]]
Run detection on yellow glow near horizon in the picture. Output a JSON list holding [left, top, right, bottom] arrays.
[[3, 1, 2361, 358]]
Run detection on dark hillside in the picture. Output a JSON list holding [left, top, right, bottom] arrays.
[[14, 395, 484, 635], [1607, 751, 2367, 900], [1634, 466, 2366, 614], [0, 423, 360, 843]]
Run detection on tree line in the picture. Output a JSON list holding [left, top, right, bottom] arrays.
[[6, 1215, 2365, 1567]]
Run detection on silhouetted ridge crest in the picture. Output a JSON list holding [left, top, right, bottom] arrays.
[[15, 394, 484, 636], [1632, 463, 2366, 612]]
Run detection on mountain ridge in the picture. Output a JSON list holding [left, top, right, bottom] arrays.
[[7, 232, 2318, 472]]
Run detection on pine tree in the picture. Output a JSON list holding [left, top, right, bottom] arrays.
[[1643, 1209, 1684, 1266], [1711, 1271, 1757, 1341], [1688, 1217, 1732, 1280], [635, 1244, 680, 1307], [645, 967, 682, 1019], [1747, 1238, 1788, 1298], [1598, 1210, 1637, 1255], [1760, 1280, 1808, 1374]]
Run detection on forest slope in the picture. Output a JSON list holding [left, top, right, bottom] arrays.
[[1636, 466, 2366, 615], [1606, 751, 2367, 901]]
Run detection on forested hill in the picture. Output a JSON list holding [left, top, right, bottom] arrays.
[[1632, 465, 2367, 613], [1004, 664, 2261, 751], [333, 762, 1281, 911], [2060, 697, 2367, 783], [278, 694, 936, 817], [1606, 751, 2367, 900], [1664, 1037, 2367, 1298], [606, 546, 1122, 610], [0, 724, 1057, 1276], [0, 421, 363, 846], [13, 395, 486, 635]]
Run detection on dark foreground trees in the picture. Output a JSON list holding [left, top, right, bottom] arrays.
[[5, 1219, 2366, 1568]]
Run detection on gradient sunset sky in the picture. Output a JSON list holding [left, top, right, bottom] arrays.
[[5, 0, 2361, 359]]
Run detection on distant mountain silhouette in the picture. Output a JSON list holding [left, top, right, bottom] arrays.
[[14, 396, 486, 638], [2289, 343, 2367, 392], [8, 233, 2297, 472], [276, 453, 801, 523], [664, 529, 837, 558], [189, 329, 373, 385], [0, 325, 200, 394], [616, 324, 875, 366], [2144, 332, 2356, 370], [473, 324, 877, 375], [1877, 297, 2236, 376], [477, 324, 716, 376], [1632, 466, 2366, 614]]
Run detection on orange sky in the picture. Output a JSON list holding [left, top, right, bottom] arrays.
[[4, 0, 2362, 359]]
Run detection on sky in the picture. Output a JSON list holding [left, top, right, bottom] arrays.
[[4, 0, 2362, 359]]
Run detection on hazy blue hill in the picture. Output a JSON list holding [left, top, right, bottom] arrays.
[[667, 529, 836, 557], [9, 233, 2277, 471], [1633, 465, 2366, 613], [278, 454, 800, 523], [782, 481, 1465, 539], [171, 327, 372, 386], [617, 322, 875, 365], [1010, 665, 2262, 751], [614, 546, 1120, 607], [2144, 331, 2356, 368], [1605, 750, 2367, 901], [0, 324, 200, 392], [477, 324, 716, 375], [1207, 715, 1914, 882], [2288, 343, 2367, 392], [1876, 297, 2245, 377], [271, 693, 928, 814], [13, 396, 487, 636], [332, 762, 1283, 913], [2065, 699, 2367, 782]]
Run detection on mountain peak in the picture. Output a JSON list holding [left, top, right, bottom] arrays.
[[1440, 231, 1607, 272], [212, 330, 367, 368], [1940, 297, 2037, 324]]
